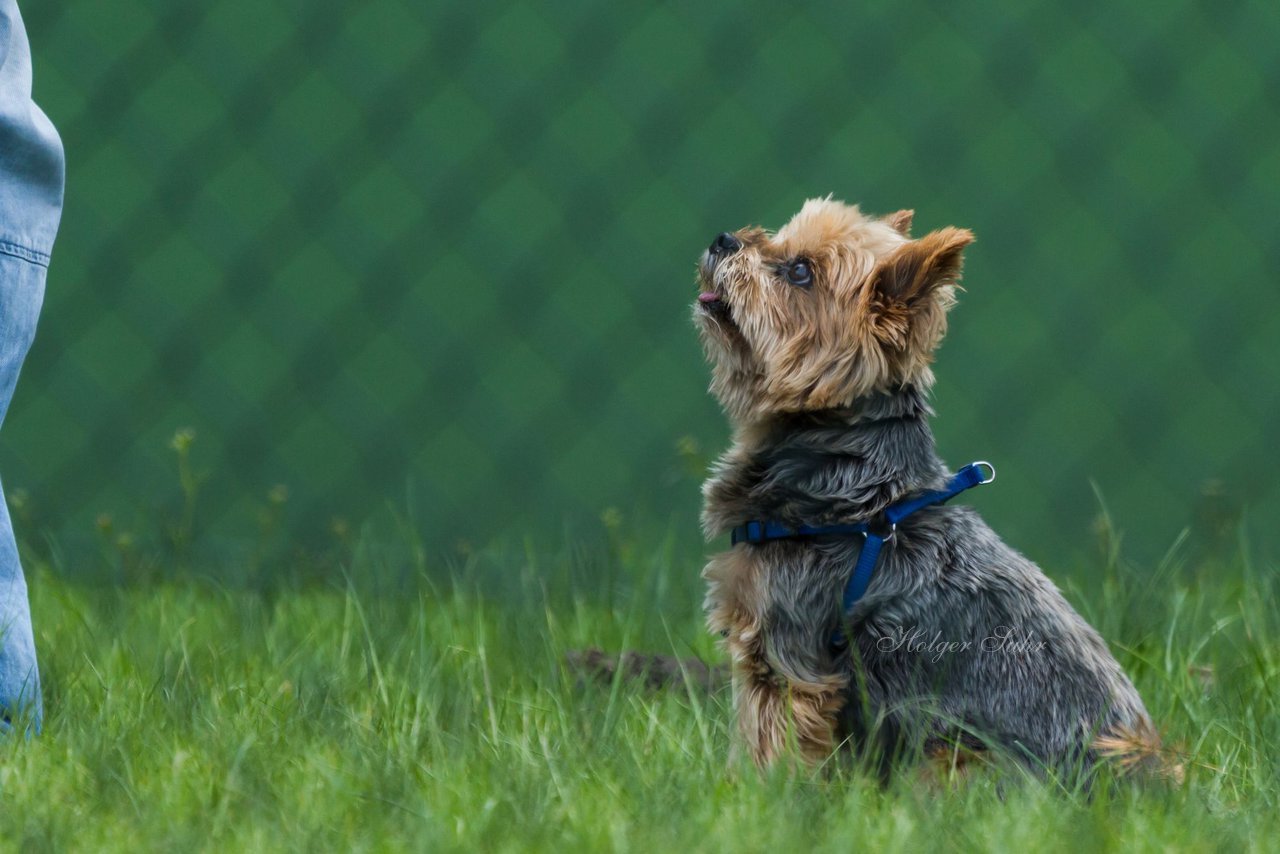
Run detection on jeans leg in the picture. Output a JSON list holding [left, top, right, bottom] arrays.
[[0, 473, 40, 731], [0, 255, 46, 732], [0, 0, 66, 733]]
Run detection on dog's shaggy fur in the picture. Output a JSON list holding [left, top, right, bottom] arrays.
[[694, 198, 1164, 778]]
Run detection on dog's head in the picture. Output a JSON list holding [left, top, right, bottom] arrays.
[[694, 197, 973, 424]]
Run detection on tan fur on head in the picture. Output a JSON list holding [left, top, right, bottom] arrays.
[[694, 198, 974, 425]]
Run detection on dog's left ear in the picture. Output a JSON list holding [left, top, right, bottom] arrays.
[[871, 226, 974, 305]]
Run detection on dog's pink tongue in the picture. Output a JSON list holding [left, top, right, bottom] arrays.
[[698, 292, 720, 303]]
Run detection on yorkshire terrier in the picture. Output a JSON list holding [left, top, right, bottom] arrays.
[[694, 198, 1169, 780]]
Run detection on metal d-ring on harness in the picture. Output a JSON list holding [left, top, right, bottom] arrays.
[[729, 461, 997, 644]]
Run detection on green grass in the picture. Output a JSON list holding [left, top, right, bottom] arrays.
[[2, 523, 1278, 852]]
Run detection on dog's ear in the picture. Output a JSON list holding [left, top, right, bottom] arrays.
[[883, 209, 914, 236], [870, 226, 974, 305]]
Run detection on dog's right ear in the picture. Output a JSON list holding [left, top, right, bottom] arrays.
[[870, 226, 974, 306], [883, 209, 914, 236]]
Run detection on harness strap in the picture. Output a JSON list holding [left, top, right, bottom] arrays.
[[884, 462, 992, 525], [728, 461, 996, 644], [841, 530, 883, 612], [731, 519, 869, 545]]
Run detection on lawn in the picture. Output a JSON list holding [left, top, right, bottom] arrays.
[[1, 522, 1277, 852]]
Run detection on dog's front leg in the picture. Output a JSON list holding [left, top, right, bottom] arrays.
[[725, 615, 847, 768], [760, 606, 849, 765], [705, 551, 848, 768], [705, 558, 787, 767]]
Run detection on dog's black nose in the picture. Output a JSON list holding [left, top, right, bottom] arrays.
[[709, 232, 741, 256]]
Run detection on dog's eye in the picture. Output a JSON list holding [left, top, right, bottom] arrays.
[[785, 259, 813, 289]]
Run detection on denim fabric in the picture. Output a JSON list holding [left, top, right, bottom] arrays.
[[0, 0, 65, 732]]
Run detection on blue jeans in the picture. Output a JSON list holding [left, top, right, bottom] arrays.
[[0, 0, 64, 731]]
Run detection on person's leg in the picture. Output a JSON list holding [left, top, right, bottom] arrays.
[[0, 255, 46, 730], [0, 0, 66, 732]]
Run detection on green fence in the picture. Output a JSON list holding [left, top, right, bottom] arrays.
[[5, 0, 1278, 568]]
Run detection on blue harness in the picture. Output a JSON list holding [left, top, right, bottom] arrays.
[[730, 461, 996, 641]]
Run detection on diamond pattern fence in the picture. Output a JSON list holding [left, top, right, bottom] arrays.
[[5, 0, 1279, 574]]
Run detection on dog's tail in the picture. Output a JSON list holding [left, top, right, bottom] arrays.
[[1093, 719, 1185, 783], [564, 647, 728, 692]]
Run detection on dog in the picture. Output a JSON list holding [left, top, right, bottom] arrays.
[[694, 197, 1167, 780]]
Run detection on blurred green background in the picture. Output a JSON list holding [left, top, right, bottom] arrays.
[[5, 0, 1277, 569]]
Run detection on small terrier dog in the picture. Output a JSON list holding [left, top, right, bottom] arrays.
[[694, 198, 1161, 779]]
